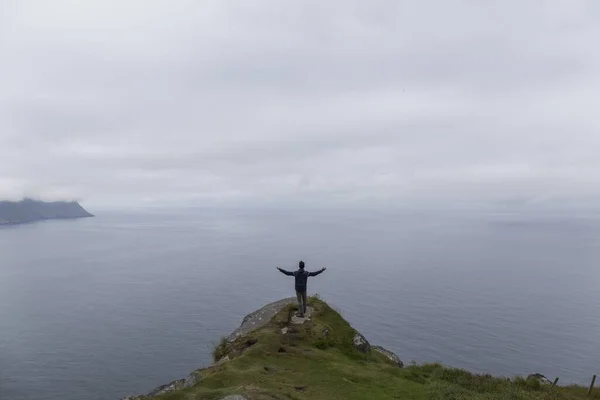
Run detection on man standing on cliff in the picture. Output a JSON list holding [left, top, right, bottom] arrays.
[[276, 261, 326, 317]]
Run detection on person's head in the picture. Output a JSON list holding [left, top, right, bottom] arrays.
[[299, 260, 305, 269]]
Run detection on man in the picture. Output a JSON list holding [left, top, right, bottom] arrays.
[[276, 261, 326, 317]]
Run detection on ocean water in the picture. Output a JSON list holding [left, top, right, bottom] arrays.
[[1, 208, 599, 400]]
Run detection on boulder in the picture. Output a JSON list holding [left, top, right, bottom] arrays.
[[527, 373, 553, 385], [352, 332, 371, 353], [220, 396, 247, 400], [372, 345, 403, 367]]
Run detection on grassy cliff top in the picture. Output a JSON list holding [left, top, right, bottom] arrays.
[[128, 296, 599, 400]]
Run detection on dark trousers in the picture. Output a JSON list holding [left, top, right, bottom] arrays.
[[296, 290, 307, 316]]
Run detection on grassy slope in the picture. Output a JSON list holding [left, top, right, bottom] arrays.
[[147, 297, 598, 400]]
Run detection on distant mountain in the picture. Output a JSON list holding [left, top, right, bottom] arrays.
[[0, 198, 94, 225]]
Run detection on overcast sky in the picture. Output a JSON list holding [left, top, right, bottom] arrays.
[[1, 0, 599, 209]]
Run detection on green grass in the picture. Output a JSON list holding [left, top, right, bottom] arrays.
[[212, 337, 229, 363], [141, 297, 599, 400]]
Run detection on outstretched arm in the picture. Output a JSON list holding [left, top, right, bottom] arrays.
[[276, 267, 294, 276], [308, 267, 327, 277]]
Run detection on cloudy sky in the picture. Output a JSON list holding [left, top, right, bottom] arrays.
[[1, 0, 599, 209]]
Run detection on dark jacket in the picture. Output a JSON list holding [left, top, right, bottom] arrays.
[[277, 267, 325, 292]]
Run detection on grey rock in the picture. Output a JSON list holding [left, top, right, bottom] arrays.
[[527, 373, 553, 385], [352, 332, 371, 353], [281, 327, 288, 334], [290, 306, 314, 324], [228, 297, 296, 342], [216, 355, 230, 365], [220, 396, 248, 400], [121, 372, 198, 399], [372, 345, 404, 367], [147, 372, 198, 396]]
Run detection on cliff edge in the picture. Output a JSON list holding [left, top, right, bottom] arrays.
[[121, 296, 402, 400], [119, 297, 594, 400], [0, 198, 94, 225]]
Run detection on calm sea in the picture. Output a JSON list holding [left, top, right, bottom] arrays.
[[1, 207, 599, 400]]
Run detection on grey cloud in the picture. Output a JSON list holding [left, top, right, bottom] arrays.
[[1, 0, 600, 208]]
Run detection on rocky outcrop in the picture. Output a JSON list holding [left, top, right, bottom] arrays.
[[0, 198, 93, 225], [527, 373, 553, 385], [373, 345, 404, 367], [352, 332, 371, 353], [121, 373, 198, 399], [227, 297, 296, 342], [120, 298, 403, 399], [121, 299, 299, 399]]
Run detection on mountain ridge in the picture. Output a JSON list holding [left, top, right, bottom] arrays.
[[0, 198, 94, 225]]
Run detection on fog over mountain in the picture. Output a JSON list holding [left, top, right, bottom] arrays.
[[0, 198, 93, 225]]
